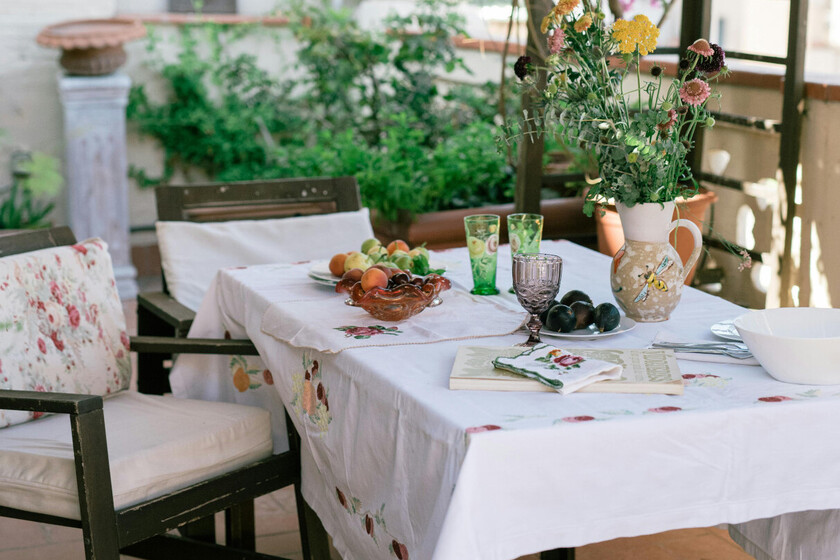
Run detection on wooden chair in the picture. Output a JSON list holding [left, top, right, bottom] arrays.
[[0, 227, 305, 560], [137, 176, 363, 396]]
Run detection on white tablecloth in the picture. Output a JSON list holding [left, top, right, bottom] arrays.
[[171, 241, 840, 560]]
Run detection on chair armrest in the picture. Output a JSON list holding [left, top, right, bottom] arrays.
[[137, 292, 195, 332], [130, 336, 259, 356], [0, 390, 103, 415]]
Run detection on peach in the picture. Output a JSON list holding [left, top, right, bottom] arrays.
[[386, 239, 410, 255], [361, 268, 389, 292], [370, 264, 395, 278], [329, 253, 349, 277]]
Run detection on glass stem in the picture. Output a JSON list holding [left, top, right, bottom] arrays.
[[526, 313, 543, 346]]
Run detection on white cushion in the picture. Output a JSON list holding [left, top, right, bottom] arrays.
[[0, 391, 273, 520], [157, 208, 375, 311], [0, 239, 131, 429]]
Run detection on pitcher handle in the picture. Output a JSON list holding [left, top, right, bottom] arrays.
[[668, 219, 703, 284]]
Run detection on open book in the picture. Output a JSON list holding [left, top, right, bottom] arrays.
[[450, 346, 684, 395]]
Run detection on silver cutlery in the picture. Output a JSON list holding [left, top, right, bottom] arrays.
[[652, 341, 753, 359]]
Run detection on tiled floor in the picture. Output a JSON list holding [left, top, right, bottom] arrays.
[[0, 298, 755, 559]]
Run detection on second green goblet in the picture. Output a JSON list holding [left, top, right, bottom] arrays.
[[507, 213, 544, 292]]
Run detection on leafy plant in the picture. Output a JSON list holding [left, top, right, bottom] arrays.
[[0, 152, 63, 229], [127, 0, 518, 221]]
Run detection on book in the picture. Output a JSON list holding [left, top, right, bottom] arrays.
[[449, 346, 684, 395]]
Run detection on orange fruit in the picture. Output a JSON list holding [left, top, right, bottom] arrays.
[[370, 264, 395, 278], [329, 253, 348, 277], [361, 268, 389, 292], [386, 239, 410, 255]]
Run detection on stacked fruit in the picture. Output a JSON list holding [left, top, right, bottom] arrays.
[[328, 238, 443, 283], [541, 290, 621, 333]]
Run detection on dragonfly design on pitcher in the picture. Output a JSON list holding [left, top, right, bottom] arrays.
[[635, 256, 674, 303]]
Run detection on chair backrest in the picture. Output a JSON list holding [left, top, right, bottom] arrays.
[[0, 226, 76, 258], [153, 176, 373, 310], [0, 228, 131, 428], [156, 176, 362, 222]]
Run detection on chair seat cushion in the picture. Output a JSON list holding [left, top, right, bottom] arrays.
[[0, 392, 273, 520], [156, 207, 375, 311]]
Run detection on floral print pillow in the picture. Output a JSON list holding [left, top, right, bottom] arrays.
[[0, 239, 131, 428]]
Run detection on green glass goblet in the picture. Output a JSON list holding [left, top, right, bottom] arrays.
[[464, 214, 501, 295], [507, 213, 544, 293]]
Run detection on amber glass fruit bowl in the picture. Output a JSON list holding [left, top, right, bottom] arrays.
[[336, 274, 451, 321]]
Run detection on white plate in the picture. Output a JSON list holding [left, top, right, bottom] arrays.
[[308, 261, 338, 285], [540, 316, 637, 340], [711, 319, 742, 341]]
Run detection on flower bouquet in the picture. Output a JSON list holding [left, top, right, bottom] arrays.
[[507, 0, 727, 217]]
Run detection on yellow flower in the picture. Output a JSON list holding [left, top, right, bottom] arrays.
[[574, 14, 593, 33], [553, 0, 580, 17], [612, 14, 659, 55], [541, 14, 552, 34]]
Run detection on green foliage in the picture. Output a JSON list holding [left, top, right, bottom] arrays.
[[0, 152, 63, 229], [127, 0, 517, 221]]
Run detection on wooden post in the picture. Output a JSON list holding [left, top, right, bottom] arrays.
[[679, 0, 711, 172], [515, 0, 553, 214], [778, 0, 808, 306]]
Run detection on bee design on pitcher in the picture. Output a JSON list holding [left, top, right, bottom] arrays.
[[634, 256, 673, 303]]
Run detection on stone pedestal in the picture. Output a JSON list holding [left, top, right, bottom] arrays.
[[59, 72, 137, 299]]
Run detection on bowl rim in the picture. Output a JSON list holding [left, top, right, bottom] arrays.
[[734, 307, 840, 342]]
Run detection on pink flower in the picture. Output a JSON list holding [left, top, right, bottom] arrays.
[[657, 108, 677, 132], [50, 281, 63, 304], [563, 415, 595, 423], [648, 406, 681, 413], [759, 396, 792, 403], [67, 305, 80, 328], [554, 354, 584, 367], [688, 39, 714, 57], [466, 425, 502, 434], [679, 79, 711, 106], [738, 249, 752, 271], [37, 338, 47, 354], [71, 244, 87, 255], [548, 29, 566, 54]]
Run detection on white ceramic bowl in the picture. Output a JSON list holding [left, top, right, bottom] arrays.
[[734, 307, 840, 385]]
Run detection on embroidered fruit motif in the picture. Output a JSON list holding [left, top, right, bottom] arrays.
[[465, 425, 502, 434], [563, 415, 595, 423], [392, 540, 409, 559], [648, 406, 682, 413], [291, 354, 332, 433], [365, 514, 374, 537], [758, 396, 793, 403], [262, 369, 274, 385], [233, 367, 249, 392], [336, 487, 348, 509]]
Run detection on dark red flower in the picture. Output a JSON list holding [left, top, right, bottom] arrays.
[[696, 43, 725, 73], [50, 332, 64, 352], [514, 56, 532, 80], [563, 415, 595, 423], [465, 425, 502, 434], [554, 354, 584, 367], [67, 305, 80, 328], [71, 244, 87, 255], [648, 406, 681, 413], [263, 369, 274, 385], [759, 396, 792, 403]]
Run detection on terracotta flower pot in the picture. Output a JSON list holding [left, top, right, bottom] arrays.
[[594, 188, 718, 285]]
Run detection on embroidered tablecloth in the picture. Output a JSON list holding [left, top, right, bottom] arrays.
[[171, 241, 840, 560]]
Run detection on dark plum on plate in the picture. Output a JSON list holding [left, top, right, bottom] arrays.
[[540, 300, 561, 324], [560, 290, 592, 307], [593, 303, 621, 332], [545, 304, 576, 333], [570, 301, 595, 329]]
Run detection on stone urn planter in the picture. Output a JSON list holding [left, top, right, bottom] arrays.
[[594, 188, 718, 285], [372, 197, 596, 251], [36, 18, 146, 76]]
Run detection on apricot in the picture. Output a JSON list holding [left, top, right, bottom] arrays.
[[386, 239, 410, 255], [329, 253, 348, 277], [361, 268, 389, 291], [370, 264, 395, 278]]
